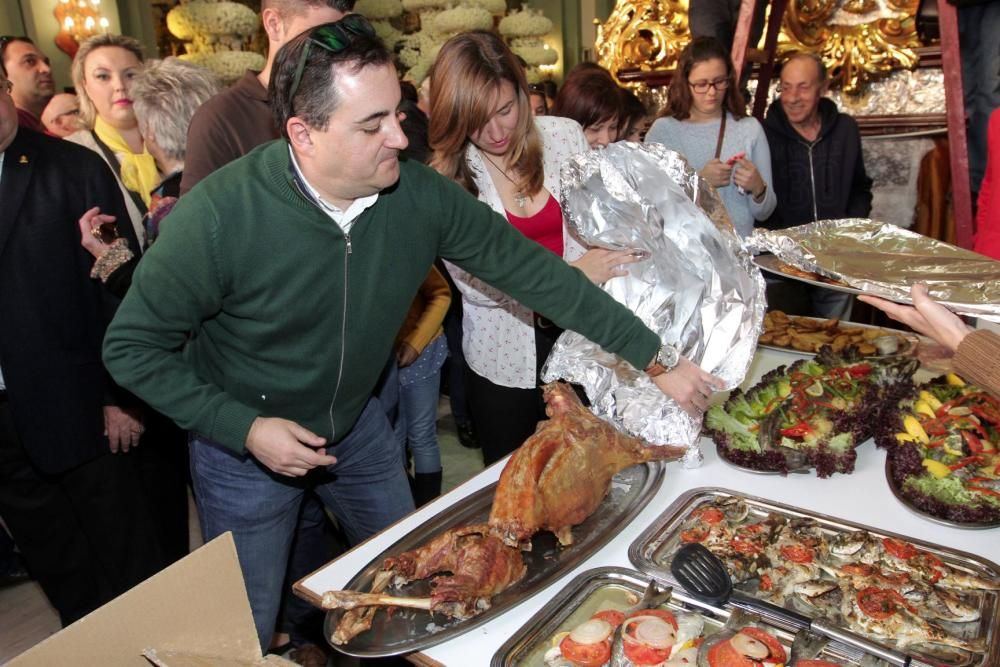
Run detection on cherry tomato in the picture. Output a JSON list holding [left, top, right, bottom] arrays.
[[627, 607, 679, 630], [882, 537, 919, 560], [694, 507, 727, 524], [559, 634, 611, 667], [623, 640, 672, 665], [780, 544, 815, 564], [591, 609, 625, 628]]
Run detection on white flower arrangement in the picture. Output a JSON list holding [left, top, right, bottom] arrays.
[[401, 0, 449, 11], [464, 0, 507, 15], [372, 20, 404, 49], [424, 6, 492, 35], [167, 1, 259, 42], [355, 0, 403, 20], [511, 41, 558, 67], [405, 51, 436, 85], [525, 67, 543, 84], [498, 8, 552, 38], [180, 50, 264, 83]]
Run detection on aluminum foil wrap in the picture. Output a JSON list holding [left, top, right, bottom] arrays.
[[749, 219, 1000, 322], [542, 143, 767, 465]]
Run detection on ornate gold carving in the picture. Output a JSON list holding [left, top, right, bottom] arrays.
[[595, 0, 922, 94], [595, 0, 690, 86]]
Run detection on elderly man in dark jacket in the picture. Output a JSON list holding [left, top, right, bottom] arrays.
[[762, 52, 873, 319]]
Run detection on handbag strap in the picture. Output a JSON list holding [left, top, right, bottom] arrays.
[[90, 130, 149, 217], [713, 112, 727, 160]]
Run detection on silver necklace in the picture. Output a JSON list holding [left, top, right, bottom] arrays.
[[481, 152, 527, 209]]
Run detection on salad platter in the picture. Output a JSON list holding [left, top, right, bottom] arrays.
[[492, 566, 882, 666], [875, 375, 1000, 528], [704, 346, 918, 477], [629, 488, 1000, 667]]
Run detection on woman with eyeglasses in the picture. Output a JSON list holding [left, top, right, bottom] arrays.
[[65, 34, 157, 248], [645, 37, 776, 237], [428, 31, 713, 464]]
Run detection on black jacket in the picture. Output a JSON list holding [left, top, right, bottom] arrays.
[[762, 98, 873, 230], [0, 128, 139, 473]]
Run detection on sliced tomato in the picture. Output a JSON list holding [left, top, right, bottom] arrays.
[[623, 640, 672, 665], [705, 637, 750, 667], [797, 661, 846, 667], [840, 563, 873, 576], [758, 574, 772, 591], [731, 536, 763, 555], [738, 627, 786, 662], [627, 607, 679, 630], [857, 587, 903, 620], [780, 544, 815, 564], [559, 634, 611, 667], [591, 609, 625, 628], [847, 363, 872, 378], [681, 527, 709, 543], [882, 537, 919, 560], [693, 507, 727, 524]]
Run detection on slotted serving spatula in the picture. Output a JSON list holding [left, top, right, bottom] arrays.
[[670, 543, 912, 667]]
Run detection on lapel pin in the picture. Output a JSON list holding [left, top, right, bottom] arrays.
[[19, 155, 28, 164]]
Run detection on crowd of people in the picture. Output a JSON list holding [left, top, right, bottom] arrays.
[[1, 3, 999, 666]]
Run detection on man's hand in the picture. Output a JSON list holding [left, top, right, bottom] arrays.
[[570, 248, 644, 284], [104, 405, 144, 453], [733, 158, 765, 199], [652, 357, 725, 417], [858, 283, 972, 352], [78, 206, 115, 259], [245, 417, 336, 477], [396, 342, 419, 367], [700, 159, 733, 188]]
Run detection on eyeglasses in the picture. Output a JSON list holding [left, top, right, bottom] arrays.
[[287, 15, 377, 104], [688, 77, 729, 94]]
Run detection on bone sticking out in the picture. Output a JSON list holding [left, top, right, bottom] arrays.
[[322, 590, 434, 611]]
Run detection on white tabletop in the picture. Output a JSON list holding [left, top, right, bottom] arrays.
[[299, 347, 1000, 666]]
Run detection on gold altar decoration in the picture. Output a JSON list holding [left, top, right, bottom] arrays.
[[596, 0, 922, 94]]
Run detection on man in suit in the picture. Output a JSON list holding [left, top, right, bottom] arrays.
[[0, 63, 164, 625]]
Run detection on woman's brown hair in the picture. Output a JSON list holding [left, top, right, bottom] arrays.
[[550, 67, 623, 131], [662, 36, 745, 121], [428, 31, 543, 198]]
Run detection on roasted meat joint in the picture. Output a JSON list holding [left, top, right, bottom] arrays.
[[322, 383, 686, 644]]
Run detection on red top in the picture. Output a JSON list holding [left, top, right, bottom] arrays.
[[974, 107, 1000, 261], [505, 194, 564, 257]]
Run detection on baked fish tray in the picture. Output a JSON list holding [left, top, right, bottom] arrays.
[[492, 566, 892, 666], [319, 462, 664, 657], [628, 487, 1000, 667]]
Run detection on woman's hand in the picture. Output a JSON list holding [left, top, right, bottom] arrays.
[[700, 159, 733, 188], [652, 357, 725, 417], [396, 342, 419, 368], [103, 405, 144, 453], [570, 248, 643, 284], [858, 283, 972, 352], [733, 157, 765, 199], [78, 206, 116, 259]]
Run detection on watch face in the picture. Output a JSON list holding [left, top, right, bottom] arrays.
[[660, 344, 679, 368]]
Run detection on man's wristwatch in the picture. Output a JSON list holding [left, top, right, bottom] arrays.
[[644, 343, 680, 377]]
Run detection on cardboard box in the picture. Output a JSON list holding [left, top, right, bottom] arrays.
[[8, 533, 294, 666]]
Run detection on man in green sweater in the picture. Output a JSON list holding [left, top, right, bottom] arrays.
[[102, 16, 721, 650]]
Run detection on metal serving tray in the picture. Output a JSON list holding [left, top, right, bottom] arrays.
[[492, 566, 887, 666], [628, 487, 1000, 667], [324, 462, 664, 657]]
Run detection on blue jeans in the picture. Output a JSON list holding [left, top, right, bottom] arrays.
[[189, 397, 415, 650], [394, 337, 447, 474]]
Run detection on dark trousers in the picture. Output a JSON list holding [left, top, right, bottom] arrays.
[[133, 409, 190, 564], [465, 318, 562, 466], [0, 398, 166, 625]]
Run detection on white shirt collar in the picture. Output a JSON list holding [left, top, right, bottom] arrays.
[[288, 145, 378, 235]]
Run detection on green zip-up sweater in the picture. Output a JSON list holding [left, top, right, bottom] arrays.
[[103, 139, 660, 453]]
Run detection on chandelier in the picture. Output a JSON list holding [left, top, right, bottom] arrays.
[[53, 0, 110, 58]]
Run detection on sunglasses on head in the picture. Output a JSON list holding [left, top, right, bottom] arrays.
[[288, 14, 377, 104]]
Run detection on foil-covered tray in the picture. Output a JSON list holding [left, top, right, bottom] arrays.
[[885, 456, 1000, 531], [492, 566, 889, 666], [749, 219, 1000, 322], [323, 462, 664, 657], [755, 253, 862, 295], [629, 487, 1000, 667]]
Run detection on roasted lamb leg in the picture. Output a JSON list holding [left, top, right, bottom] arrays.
[[489, 382, 686, 547]]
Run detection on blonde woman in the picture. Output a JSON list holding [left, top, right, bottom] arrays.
[[429, 31, 715, 464], [66, 34, 158, 247]]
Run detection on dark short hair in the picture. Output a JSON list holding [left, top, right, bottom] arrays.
[[270, 20, 392, 138], [663, 36, 745, 121], [0, 36, 34, 65]]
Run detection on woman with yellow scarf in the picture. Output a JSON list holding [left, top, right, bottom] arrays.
[[67, 34, 159, 248]]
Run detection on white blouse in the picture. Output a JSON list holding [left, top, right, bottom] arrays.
[[445, 115, 590, 389]]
